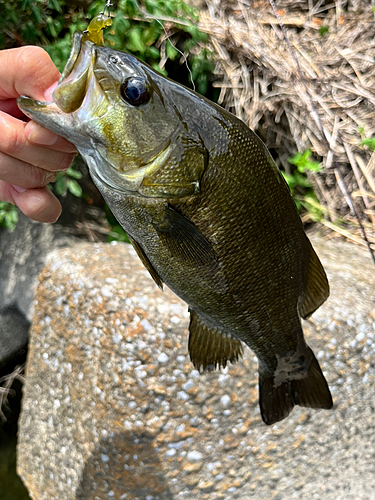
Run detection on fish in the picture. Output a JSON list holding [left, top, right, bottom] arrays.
[[18, 30, 333, 424]]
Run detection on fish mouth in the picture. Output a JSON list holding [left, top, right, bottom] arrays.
[[18, 32, 97, 123], [18, 33, 174, 195], [53, 32, 95, 113]]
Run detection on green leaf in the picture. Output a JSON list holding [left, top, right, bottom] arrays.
[[46, 16, 58, 38], [107, 224, 130, 243], [128, 27, 144, 53], [166, 42, 178, 61], [67, 179, 83, 198], [360, 137, 375, 151], [53, 173, 68, 196], [146, 46, 160, 60], [31, 4, 43, 24], [66, 166, 83, 179], [0, 202, 18, 231], [48, 0, 62, 13], [288, 149, 321, 172]]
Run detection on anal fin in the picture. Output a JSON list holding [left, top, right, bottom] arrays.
[[259, 346, 333, 425], [128, 235, 163, 290], [188, 309, 243, 372]]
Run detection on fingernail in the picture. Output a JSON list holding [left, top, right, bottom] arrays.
[[11, 184, 26, 193], [25, 122, 59, 146], [44, 82, 58, 101]]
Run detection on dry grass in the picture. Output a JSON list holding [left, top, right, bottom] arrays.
[[198, 0, 375, 253], [0, 364, 25, 422]]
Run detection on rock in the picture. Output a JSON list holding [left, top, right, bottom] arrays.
[[0, 213, 53, 366], [0, 304, 30, 369], [0, 212, 53, 321], [186, 450, 204, 462], [17, 236, 375, 500]]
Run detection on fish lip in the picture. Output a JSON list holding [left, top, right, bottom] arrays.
[[58, 31, 83, 83], [17, 32, 94, 117], [52, 34, 96, 113], [17, 96, 67, 122]]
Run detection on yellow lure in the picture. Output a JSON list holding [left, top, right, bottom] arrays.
[[82, 13, 112, 46]]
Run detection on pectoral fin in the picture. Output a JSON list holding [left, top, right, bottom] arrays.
[[188, 309, 244, 372], [128, 235, 164, 290], [153, 205, 219, 270]]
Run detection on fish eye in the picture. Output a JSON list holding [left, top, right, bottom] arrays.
[[120, 77, 150, 106]]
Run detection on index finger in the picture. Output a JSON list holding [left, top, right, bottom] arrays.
[[0, 46, 60, 101]]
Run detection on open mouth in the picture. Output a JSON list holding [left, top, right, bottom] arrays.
[[52, 32, 95, 113], [17, 32, 94, 117]]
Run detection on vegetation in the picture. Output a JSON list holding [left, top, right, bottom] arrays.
[[283, 150, 324, 223], [0, 202, 18, 230], [359, 127, 375, 152], [0, 0, 330, 235], [0, 0, 214, 233]]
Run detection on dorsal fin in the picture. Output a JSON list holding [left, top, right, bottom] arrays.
[[128, 235, 164, 290], [299, 238, 330, 319], [188, 309, 244, 372]]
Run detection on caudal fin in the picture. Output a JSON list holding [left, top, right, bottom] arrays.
[[259, 348, 333, 425]]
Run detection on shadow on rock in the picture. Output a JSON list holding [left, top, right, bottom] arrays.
[[76, 431, 174, 500], [0, 304, 29, 370]]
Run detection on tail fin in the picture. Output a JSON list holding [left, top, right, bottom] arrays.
[[259, 347, 333, 425]]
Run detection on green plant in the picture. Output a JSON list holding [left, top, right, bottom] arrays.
[[282, 149, 324, 221], [51, 165, 83, 198], [1, 1, 215, 239], [359, 127, 375, 151], [0, 0, 66, 49], [0, 202, 18, 231]]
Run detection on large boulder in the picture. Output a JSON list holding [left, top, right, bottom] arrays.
[[17, 237, 375, 500]]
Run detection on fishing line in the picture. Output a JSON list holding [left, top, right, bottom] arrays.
[[101, 0, 113, 17], [268, 0, 375, 265], [128, 0, 196, 91]]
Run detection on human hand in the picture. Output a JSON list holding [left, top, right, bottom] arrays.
[[0, 46, 77, 223]]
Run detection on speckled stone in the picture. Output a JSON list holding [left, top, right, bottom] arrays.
[[17, 236, 375, 500]]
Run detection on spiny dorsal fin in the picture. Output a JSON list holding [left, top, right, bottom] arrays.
[[299, 238, 330, 319], [188, 309, 244, 372], [128, 235, 163, 290], [153, 205, 219, 271]]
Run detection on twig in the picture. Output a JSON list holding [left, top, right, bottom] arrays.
[[0, 364, 25, 422], [344, 142, 375, 224]]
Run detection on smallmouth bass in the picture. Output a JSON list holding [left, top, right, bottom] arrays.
[[18, 32, 332, 424]]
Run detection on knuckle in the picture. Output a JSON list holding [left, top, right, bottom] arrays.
[[30, 166, 50, 187]]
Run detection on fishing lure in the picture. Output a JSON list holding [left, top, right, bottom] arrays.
[[82, 1, 113, 46]]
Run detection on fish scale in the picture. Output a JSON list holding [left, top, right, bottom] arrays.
[[18, 29, 332, 424]]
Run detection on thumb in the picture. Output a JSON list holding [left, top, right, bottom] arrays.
[[0, 46, 60, 101]]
